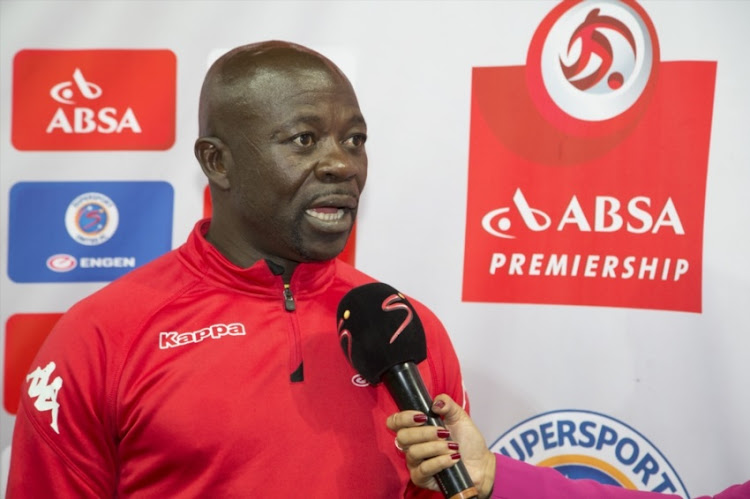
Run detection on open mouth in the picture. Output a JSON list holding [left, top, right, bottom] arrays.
[[305, 193, 358, 226], [305, 207, 346, 221]]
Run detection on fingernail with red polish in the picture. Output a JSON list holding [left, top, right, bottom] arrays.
[[451, 453, 461, 460], [434, 400, 446, 409], [448, 442, 459, 451], [413, 414, 428, 423], [437, 429, 450, 439]]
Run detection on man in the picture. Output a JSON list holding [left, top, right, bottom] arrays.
[[387, 394, 750, 499], [7, 41, 467, 497]]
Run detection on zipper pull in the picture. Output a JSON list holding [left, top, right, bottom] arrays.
[[283, 284, 296, 311]]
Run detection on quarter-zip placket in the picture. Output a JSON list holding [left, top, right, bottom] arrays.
[[283, 282, 304, 382], [283, 283, 295, 311]]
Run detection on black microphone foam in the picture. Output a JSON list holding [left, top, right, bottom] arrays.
[[336, 282, 426, 385], [336, 282, 478, 499]]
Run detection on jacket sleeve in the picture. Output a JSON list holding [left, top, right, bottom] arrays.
[[6, 306, 117, 498], [404, 299, 471, 499], [492, 454, 750, 499], [414, 299, 470, 414]]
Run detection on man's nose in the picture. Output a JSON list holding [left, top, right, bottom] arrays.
[[314, 139, 361, 181]]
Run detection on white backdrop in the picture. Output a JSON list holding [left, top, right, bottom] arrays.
[[1, 1, 749, 497]]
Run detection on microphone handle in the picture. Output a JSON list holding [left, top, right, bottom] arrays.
[[383, 362, 478, 499]]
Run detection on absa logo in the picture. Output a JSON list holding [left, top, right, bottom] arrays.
[[481, 188, 683, 239], [46, 68, 141, 135], [12, 49, 176, 150], [462, 0, 716, 312]]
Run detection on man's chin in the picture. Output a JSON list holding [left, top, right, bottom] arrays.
[[297, 239, 350, 263], [299, 248, 346, 263]]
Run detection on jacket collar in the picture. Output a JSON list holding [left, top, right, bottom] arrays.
[[179, 219, 336, 297]]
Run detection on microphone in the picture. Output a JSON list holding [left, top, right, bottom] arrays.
[[336, 282, 478, 499]]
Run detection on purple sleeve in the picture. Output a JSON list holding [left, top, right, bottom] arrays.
[[491, 454, 749, 499], [706, 482, 750, 499]]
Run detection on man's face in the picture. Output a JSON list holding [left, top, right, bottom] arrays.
[[220, 65, 367, 266]]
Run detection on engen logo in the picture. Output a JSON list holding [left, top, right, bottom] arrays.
[[351, 374, 370, 387], [490, 410, 689, 497], [8, 181, 173, 283], [12, 49, 175, 150], [46, 254, 77, 273], [462, 0, 716, 312]]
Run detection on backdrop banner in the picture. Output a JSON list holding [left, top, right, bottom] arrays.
[[1, 1, 748, 497]]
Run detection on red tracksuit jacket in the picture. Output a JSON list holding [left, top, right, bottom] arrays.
[[8, 219, 468, 498]]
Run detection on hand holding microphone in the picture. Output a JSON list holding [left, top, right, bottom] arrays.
[[336, 282, 478, 499]]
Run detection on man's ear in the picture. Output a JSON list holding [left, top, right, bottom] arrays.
[[195, 137, 231, 190]]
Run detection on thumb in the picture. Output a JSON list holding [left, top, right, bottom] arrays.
[[431, 394, 468, 426]]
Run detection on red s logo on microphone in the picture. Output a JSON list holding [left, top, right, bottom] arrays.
[[337, 317, 353, 365], [382, 293, 413, 344]]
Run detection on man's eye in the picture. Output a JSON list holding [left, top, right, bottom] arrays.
[[345, 134, 367, 148], [292, 133, 315, 147]]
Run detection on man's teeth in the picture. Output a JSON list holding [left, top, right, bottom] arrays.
[[306, 208, 345, 221]]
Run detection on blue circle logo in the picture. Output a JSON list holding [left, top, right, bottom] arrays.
[[489, 409, 689, 496], [65, 192, 119, 246]]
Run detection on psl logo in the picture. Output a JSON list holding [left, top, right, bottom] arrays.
[[528, 0, 659, 132], [462, 0, 715, 312], [26, 362, 63, 434]]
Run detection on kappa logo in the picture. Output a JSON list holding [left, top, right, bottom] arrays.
[[12, 49, 176, 150], [159, 322, 246, 349], [26, 362, 63, 434], [490, 410, 689, 497]]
